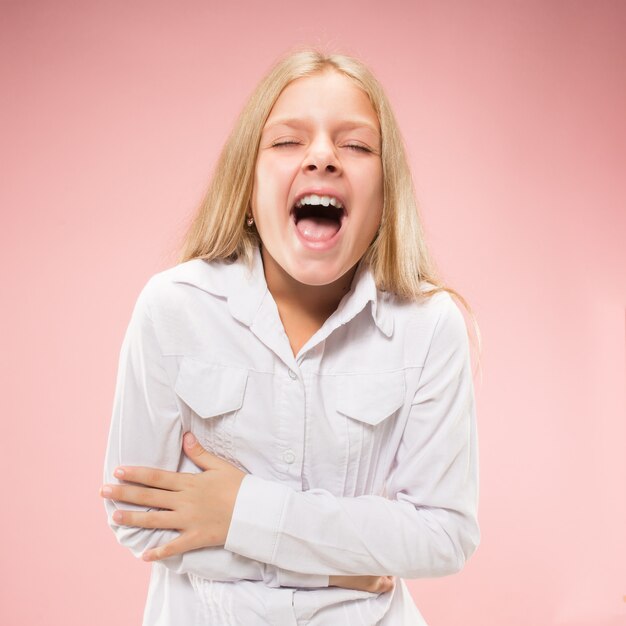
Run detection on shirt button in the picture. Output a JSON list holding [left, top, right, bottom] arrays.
[[283, 450, 296, 464], [288, 369, 297, 380]]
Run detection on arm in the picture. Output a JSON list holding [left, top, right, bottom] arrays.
[[102, 276, 328, 589], [224, 295, 480, 578]]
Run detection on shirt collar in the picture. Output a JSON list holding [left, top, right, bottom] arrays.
[[328, 254, 394, 338], [171, 245, 393, 338]]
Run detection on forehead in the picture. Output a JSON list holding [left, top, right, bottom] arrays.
[[263, 70, 380, 135]]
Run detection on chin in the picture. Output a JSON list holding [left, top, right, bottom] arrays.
[[288, 261, 350, 288]]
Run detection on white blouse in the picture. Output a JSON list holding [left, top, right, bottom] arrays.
[[102, 245, 480, 625]]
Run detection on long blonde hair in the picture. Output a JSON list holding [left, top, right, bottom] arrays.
[[178, 46, 482, 367]]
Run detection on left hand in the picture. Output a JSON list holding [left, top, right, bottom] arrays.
[[99, 432, 247, 562]]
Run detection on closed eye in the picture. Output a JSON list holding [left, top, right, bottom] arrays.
[[271, 141, 301, 148], [271, 141, 372, 153], [345, 144, 372, 153]]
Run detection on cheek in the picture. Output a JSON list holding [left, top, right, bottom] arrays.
[[250, 168, 271, 217], [356, 159, 383, 196], [360, 166, 384, 234], [252, 159, 294, 208], [373, 163, 384, 200], [363, 165, 384, 215]]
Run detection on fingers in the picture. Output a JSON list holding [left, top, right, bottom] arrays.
[[110, 508, 180, 530], [183, 432, 226, 470], [329, 575, 395, 594], [100, 483, 178, 510], [109, 466, 193, 491], [142, 533, 196, 562]]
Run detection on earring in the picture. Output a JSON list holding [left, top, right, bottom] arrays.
[[246, 214, 254, 226]]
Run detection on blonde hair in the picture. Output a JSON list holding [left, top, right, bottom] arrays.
[[178, 46, 482, 369]]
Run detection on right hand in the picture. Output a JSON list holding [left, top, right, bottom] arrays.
[[329, 575, 395, 594]]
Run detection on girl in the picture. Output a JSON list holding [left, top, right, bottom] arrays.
[[101, 47, 480, 625]]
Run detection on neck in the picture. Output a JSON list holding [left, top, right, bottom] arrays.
[[260, 247, 358, 324], [258, 246, 361, 357]]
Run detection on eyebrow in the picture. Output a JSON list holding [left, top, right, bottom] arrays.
[[262, 117, 380, 137]]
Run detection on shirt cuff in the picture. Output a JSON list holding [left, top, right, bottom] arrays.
[[225, 473, 291, 564], [226, 475, 329, 588], [276, 568, 329, 588]]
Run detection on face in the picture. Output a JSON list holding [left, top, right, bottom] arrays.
[[250, 70, 384, 289]]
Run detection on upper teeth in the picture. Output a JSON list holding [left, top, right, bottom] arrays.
[[295, 194, 343, 209]]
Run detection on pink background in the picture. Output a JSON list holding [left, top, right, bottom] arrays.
[[1, 1, 624, 625]]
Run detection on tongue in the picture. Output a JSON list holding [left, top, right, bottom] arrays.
[[296, 217, 340, 241]]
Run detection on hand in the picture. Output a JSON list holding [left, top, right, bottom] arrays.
[[329, 575, 395, 594], [100, 432, 247, 562]]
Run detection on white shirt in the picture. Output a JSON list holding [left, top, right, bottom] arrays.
[[102, 245, 480, 625]]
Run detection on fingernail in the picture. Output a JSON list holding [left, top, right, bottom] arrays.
[[113, 511, 123, 522], [184, 432, 196, 447], [101, 486, 112, 496], [114, 468, 125, 478]]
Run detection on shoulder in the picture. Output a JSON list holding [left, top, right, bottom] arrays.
[[382, 285, 469, 362], [413, 288, 470, 361], [384, 283, 464, 331], [136, 258, 234, 313], [420, 287, 467, 336]]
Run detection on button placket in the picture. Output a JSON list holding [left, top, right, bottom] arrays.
[[282, 366, 302, 470]]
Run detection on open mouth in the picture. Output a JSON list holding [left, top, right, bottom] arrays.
[[291, 202, 346, 242]]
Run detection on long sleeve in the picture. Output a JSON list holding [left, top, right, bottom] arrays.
[[224, 295, 480, 578], [102, 277, 328, 589]]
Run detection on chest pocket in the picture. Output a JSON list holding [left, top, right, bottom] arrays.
[[174, 358, 248, 468], [335, 371, 406, 425], [332, 371, 406, 494]]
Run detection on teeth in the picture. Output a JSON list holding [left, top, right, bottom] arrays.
[[295, 194, 343, 209]]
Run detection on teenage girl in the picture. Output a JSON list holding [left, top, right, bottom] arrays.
[[101, 47, 480, 626]]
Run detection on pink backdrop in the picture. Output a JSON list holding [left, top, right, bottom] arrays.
[[1, 1, 624, 625]]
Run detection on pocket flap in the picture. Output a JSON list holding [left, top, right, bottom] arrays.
[[335, 371, 406, 426], [175, 358, 248, 419]]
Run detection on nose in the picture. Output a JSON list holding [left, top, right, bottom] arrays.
[[302, 137, 342, 175]]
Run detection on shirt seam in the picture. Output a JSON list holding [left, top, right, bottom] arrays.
[[270, 487, 291, 566], [143, 296, 184, 411], [410, 297, 451, 406]]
